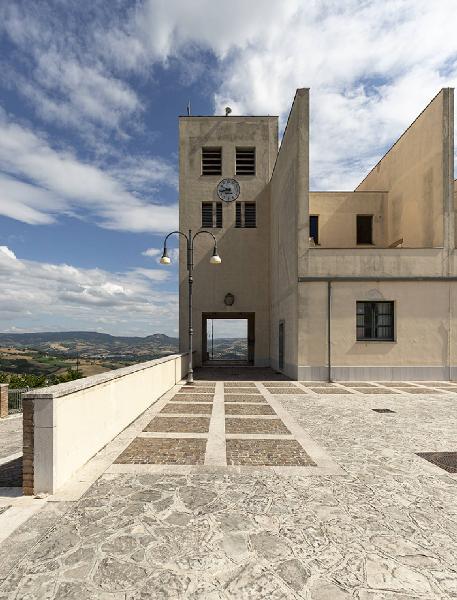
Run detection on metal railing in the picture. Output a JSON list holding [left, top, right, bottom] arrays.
[[8, 388, 29, 414]]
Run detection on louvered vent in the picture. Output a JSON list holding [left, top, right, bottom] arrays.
[[201, 203, 213, 227], [244, 202, 256, 228], [235, 202, 256, 228], [202, 147, 222, 175], [201, 202, 223, 228], [236, 148, 256, 175], [235, 202, 242, 228]]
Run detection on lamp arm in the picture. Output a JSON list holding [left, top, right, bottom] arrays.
[[163, 230, 189, 248], [192, 230, 218, 248]]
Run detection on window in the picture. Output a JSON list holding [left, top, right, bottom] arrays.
[[356, 301, 394, 341], [201, 202, 222, 228], [309, 215, 319, 244], [236, 147, 256, 175], [236, 202, 256, 228], [201, 147, 222, 175], [357, 215, 373, 244]]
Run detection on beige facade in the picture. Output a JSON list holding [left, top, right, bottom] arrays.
[[179, 87, 457, 380]]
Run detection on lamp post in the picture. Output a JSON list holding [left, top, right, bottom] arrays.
[[160, 229, 221, 384]]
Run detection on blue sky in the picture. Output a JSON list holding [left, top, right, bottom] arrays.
[[1, 0, 457, 337]]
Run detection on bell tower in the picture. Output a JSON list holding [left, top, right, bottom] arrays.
[[178, 112, 278, 366]]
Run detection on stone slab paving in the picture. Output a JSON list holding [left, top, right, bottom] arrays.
[[0, 416, 22, 461], [225, 417, 291, 435], [160, 402, 213, 414], [225, 403, 277, 416], [224, 394, 267, 403], [171, 393, 214, 402], [2, 376, 457, 598], [115, 437, 207, 465], [144, 417, 211, 434]]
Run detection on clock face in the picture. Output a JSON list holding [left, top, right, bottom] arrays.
[[217, 178, 240, 203]]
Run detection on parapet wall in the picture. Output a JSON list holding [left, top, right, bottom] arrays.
[[23, 353, 189, 495]]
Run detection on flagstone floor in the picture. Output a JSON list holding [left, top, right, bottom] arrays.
[[1, 374, 457, 599]]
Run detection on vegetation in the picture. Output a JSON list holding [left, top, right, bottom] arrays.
[[0, 368, 83, 389]]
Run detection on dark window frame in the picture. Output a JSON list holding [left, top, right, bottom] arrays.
[[201, 201, 223, 228], [235, 201, 256, 228], [309, 214, 319, 245], [201, 147, 222, 176], [356, 214, 373, 245], [356, 301, 395, 342], [235, 147, 256, 176]]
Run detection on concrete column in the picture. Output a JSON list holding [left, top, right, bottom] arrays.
[[0, 384, 8, 418]]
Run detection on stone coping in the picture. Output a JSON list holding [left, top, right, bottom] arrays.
[[23, 353, 188, 400]]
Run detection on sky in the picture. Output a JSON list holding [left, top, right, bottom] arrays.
[[1, 0, 457, 338]]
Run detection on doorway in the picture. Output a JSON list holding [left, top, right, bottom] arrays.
[[202, 312, 255, 365]]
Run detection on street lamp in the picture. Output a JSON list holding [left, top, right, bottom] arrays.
[[160, 229, 221, 384]]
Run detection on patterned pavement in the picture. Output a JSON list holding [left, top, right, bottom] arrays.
[[1, 375, 457, 598]]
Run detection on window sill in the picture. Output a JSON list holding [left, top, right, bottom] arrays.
[[356, 339, 396, 343]]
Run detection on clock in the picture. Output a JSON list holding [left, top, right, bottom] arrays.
[[217, 178, 240, 203]]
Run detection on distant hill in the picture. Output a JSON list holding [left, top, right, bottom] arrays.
[[0, 331, 179, 358]]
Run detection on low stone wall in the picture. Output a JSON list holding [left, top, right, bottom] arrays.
[[23, 353, 189, 495]]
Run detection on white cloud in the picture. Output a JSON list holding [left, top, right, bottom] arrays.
[[0, 246, 178, 335], [142, 247, 179, 264], [0, 113, 178, 232]]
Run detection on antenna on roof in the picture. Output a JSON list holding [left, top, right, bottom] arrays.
[[225, 106, 232, 116], [187, 100, 191, 116]]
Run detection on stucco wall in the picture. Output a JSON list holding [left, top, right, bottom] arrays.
[[356, 89, 454, 248], [297, 281, 457, 380], [25, 354, 189, 494], [179, 116, 278, 366], [309, 191, 387, 247], [270, 89, 309, 377]]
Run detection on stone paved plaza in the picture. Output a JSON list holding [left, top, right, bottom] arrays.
[[1, 372, 457, 598]]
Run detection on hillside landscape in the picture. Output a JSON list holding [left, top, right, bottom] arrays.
[[0, 331, 246, 387]]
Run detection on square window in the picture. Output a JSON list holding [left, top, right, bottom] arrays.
[[202, 147, 222, 175], [356, 301, 394, 341], [357, 215, 373, 244]]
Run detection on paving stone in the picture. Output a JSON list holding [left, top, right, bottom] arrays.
[[114, 437, 207, 464], [3, 372, 457, 600], [224, 394, 267, 403], [144, 416, 210, 433], [351, 388, 399, 394], [224, 382, 257, 387], [377, 382, 421, 387], [225, 404, 276, 415], [403, 388, 443, 394], [225, 418, 290, 435], [430, 385, 457, 392], [310, 388, 352, 394], [224, 388, 262, 394], [265, 388, 307, 394], [176, 387, 215, 394], [226, 439, 316, 466], [299, 381, 337, 387], [171, 393, 213, 402], [0, 456, 22, 487], [0, 416, 22, 460], [160, 402, 213, 414], [341, 382, 379, 387], [274, 558, 310, 591], [262, 382, 297, 387]]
